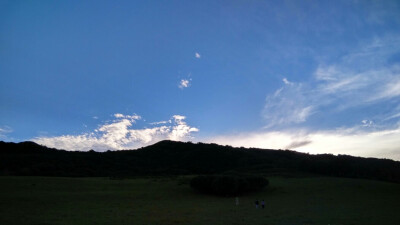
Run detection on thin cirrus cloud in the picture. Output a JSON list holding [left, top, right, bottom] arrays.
[[33, 114, 199, 151], [263, 79, 315, 128], [0, 126, 13, 139], [149, 120, 171, 125], [263, 36, 400, 128]]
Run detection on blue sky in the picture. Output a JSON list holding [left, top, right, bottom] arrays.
[[1, 0, 400, 160]]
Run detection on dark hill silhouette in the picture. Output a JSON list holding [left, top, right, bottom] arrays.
[[1, 140, 400, 183]]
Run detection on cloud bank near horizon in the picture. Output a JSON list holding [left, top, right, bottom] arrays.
[[33, 114, 199, 151], [207, 124, 400, 161]]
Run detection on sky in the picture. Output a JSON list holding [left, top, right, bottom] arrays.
[[1, 0, 400, 160]]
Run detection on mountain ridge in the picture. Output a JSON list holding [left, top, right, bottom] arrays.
[[1, 140, 399, 183]]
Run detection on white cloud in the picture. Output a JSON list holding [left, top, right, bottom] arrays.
[[168, 115, 199, 141], [375, 78, 400, 100], [114, 113, 124, 118], [314, 65, 338, 81], [282, 78, 293, 85], [179, 79, 191, 89], [208, 130, 302, 150], [361, 120, 374, 127], [263, 82, 315, 127], [342, 36, 400, 69], [207, 125, 400, 161], [263, 37, 400, 128], [195, 52, 201, 58], [113, 113, 141, 120], [0, 127, 11, 134], [149, 120, 171, 125], [32, 114, 198, 151], [385, 112, 400, 121], [172, 115, 186, 121], [0, 126, 12, 139], [317, 72, 365, 95], [296, 128, 400, 160]]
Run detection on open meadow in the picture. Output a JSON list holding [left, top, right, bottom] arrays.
[[0, 176, 399, 225]]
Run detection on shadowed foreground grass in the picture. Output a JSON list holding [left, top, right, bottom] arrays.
[[0, 176, 399, 225]]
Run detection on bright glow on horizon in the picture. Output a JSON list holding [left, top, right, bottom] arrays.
[[207, 125, 400, 160]]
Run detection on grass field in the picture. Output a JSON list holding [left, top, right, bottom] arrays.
[[0, 176, 399, 225]]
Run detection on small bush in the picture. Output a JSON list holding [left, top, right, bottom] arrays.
[[190, 174, 268, 196]]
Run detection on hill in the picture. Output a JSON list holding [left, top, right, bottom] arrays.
[[1, 140, 400, 182]]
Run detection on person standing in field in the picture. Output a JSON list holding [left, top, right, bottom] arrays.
[[255, 200, 259, 209], [261, 200, 265, 209]]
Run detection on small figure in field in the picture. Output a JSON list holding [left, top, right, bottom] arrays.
[[255, 199, 259, 209], [261, 200, 265, 209]]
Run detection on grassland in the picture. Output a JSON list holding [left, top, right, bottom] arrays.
[[0, 176, 399, 225]]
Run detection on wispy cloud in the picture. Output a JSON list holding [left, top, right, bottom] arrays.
[[195, 52, 201, 58], [263, 82, 315, 127], [149, 120, 171, 125], [374, 78, 400, 100], [385, 112, 400, 121], [314, 66, 338, 81], [0, 126, 13, 139], [179, 79, 191, 89], [263, 36, 400, 128], [33, 114, 198, 151]]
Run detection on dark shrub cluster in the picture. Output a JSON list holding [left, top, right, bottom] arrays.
[[190, 174, 269, 196]]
